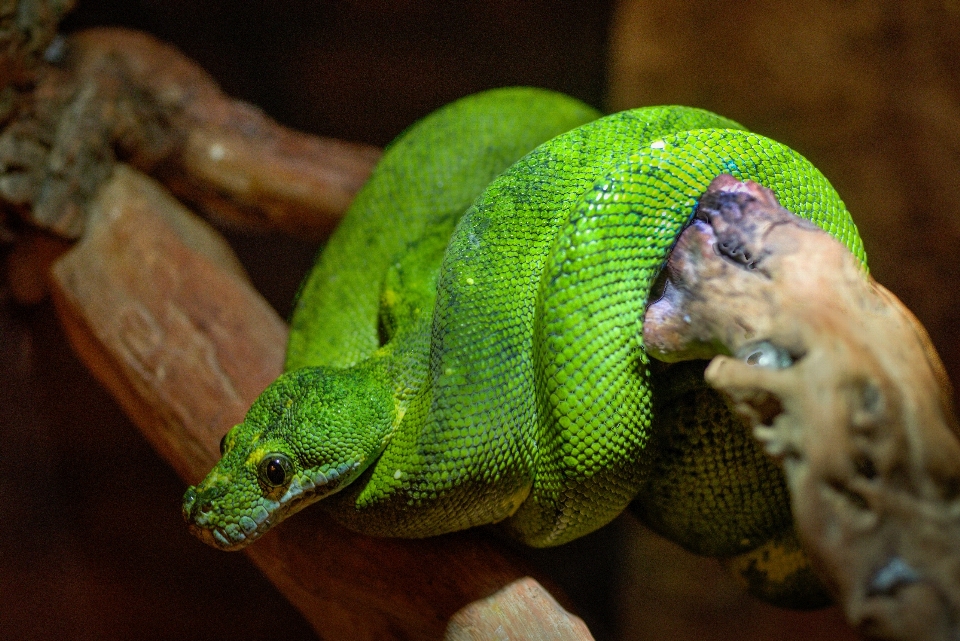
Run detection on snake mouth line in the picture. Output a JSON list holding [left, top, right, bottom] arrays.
[[188, 489, 313, 550], [185, 464, 359, 550]]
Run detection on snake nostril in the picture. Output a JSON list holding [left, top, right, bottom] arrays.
[[182, 487, 197, 515], [182, 485, 219, 522]]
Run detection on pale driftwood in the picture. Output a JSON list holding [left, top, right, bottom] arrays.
[[445, 577, 593, 641], [644, 175, 960, 641], [47, 164, 591, 641], [1, 27, 380, 241]]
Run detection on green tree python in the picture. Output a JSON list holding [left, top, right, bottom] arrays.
[[183, 87, 865, 606]]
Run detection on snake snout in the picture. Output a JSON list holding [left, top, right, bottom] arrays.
[[182, 486, 198, 520], [182, 484, 224, 524]]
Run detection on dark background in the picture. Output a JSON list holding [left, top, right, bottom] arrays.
[[2, 1, 957, 639]]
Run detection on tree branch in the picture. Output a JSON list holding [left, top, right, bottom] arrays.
[[1, 27, 380, 241], [644, 175, 960, 641], [11, 14, 953, 640], [46, 164, 591, 641]]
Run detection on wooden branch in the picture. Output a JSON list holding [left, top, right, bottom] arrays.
[[445, 577, 594, 641], [0, 27, 380, 241], [644, 175, 960, 641], [4, 226, 70, 304], [0, 0, 75, 88], [46, 164, 592, 641]]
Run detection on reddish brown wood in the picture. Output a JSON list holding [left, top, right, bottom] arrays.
[[47, 165, 587, 641], [0, 27, 380, 241], [49, 165, 283, 480], [4, 228, 71, 304]]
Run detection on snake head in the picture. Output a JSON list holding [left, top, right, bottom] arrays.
[[182, 365, 395, 550]]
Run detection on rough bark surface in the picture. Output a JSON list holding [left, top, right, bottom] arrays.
[[47, 164, 591, 641], [644, 175, 960, 641], [0, 27, 380, 240], [607, 0, 960, 415], [3, 9, 953, 639], [0, 0, 74, 87], [445, 577, 594, 641]]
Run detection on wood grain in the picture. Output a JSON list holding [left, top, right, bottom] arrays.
[[47, 165, 592, 641], [1, 27, 380, 241], [644, 176, 960, 641]]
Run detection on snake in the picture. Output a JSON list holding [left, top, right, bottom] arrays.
[[183, 87, 865, 606]]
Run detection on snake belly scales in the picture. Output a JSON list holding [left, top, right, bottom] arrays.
[[183, 87, 865, 604]]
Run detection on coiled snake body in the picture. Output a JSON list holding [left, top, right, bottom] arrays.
[[184, 87, 864, 605]]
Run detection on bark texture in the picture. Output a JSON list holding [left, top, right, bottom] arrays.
[[47, 165, 591, 641], [644, 176, 960, 641], [0, 27, 379, 241]]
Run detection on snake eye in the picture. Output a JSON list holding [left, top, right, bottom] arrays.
[[258, 454, 293, 488], [219, 433, 229, 456]]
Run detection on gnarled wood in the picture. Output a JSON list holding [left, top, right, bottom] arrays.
[[0, 27, 379, 240], [644, 176, 960, 641], [0, 0, 74, 88]]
